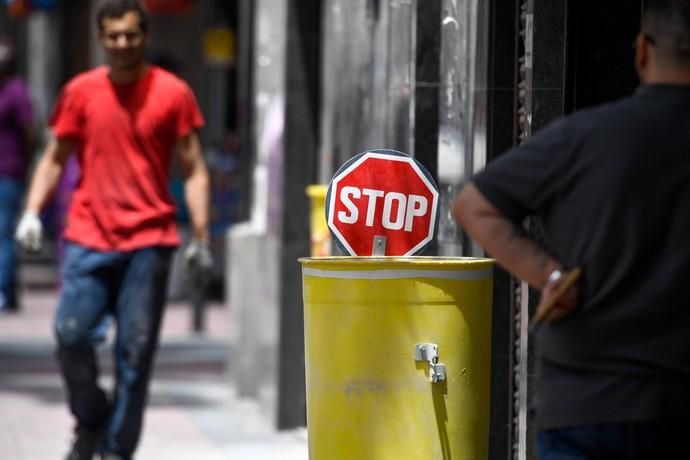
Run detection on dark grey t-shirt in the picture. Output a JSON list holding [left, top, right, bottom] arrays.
[[472, 84, 690, 430]]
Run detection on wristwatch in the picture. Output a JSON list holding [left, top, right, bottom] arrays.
[[546, 268, 564, 286]]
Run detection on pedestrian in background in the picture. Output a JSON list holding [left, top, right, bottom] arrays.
[[453, 0, 690, 458], [14, 1, 213, 459], [0, 37, 32, 314]]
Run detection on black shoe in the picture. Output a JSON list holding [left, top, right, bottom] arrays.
[[64, 426, 102, 460], [0, 292, 18, 314], [6, 289, 18, 311]]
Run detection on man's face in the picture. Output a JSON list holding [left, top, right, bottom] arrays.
[[99, 11, 148, 72]]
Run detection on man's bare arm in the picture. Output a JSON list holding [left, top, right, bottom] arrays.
[[453, 183, 579, 321], [452, 183, 561, 289], [177, 131, 210, 242], [24, 135, 74, 213]]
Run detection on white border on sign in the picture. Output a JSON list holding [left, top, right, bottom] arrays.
[[327, 151, 439, 256]]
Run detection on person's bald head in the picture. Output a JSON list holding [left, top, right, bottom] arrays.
[[636, 0, 690, 83]]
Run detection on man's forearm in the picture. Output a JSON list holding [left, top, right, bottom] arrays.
[[178, 132, 211, 242], [453, 183, 561, 289], [184, 170, 210, 242], [25, 138, 70, 213]]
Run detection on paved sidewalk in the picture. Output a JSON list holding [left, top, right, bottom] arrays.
[[0, 285, 308, 460]]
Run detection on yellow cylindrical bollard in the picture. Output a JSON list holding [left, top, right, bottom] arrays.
[[300, 256, 494, 460], [306, 185, 331, 257]]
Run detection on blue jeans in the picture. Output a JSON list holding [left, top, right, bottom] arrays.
[[0, 177, 23, 309], [537, 419, 689, 460], [55, 242, 173, 458]]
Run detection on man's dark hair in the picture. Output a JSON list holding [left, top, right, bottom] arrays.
[[97, 0, 149, 33], [642, 0, 690, 66]]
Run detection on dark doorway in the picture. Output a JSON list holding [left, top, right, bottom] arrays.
[[566, 1, 644, 112]]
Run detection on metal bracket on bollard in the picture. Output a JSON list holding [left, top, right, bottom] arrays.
[[414, 343, 447, 383], [372, 235, 387, 256]]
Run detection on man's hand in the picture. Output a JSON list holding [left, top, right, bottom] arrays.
[[15, 211, 43, 253], [183, 239, 214, 284], [533, 267, 581, 323]]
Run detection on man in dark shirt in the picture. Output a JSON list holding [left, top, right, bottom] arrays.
[[453, 1, 690, 458]]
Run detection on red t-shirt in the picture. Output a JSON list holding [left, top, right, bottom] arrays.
[[50, 66, 204, 251]]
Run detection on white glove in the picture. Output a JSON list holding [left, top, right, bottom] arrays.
[[183, 238, 214, 283], [15, 211, 43, 253]]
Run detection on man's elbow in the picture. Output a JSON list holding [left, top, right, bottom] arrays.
[[189, 168, 210, 189]]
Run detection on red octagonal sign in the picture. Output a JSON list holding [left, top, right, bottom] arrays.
[[326, 149, 439, 256]]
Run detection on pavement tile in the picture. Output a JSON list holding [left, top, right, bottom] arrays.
[[0, 283, 308, 460]]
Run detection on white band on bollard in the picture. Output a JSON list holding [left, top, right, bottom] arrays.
[[301, 267, 493, 280]]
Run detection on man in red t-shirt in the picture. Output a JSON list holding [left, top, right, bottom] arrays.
[[14, 2, 212, 459]]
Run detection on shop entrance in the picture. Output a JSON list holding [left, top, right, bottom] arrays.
[[566, 0, 643, 111]]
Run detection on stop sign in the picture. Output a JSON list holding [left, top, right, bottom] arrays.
[[326, 149, 439, 256]]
